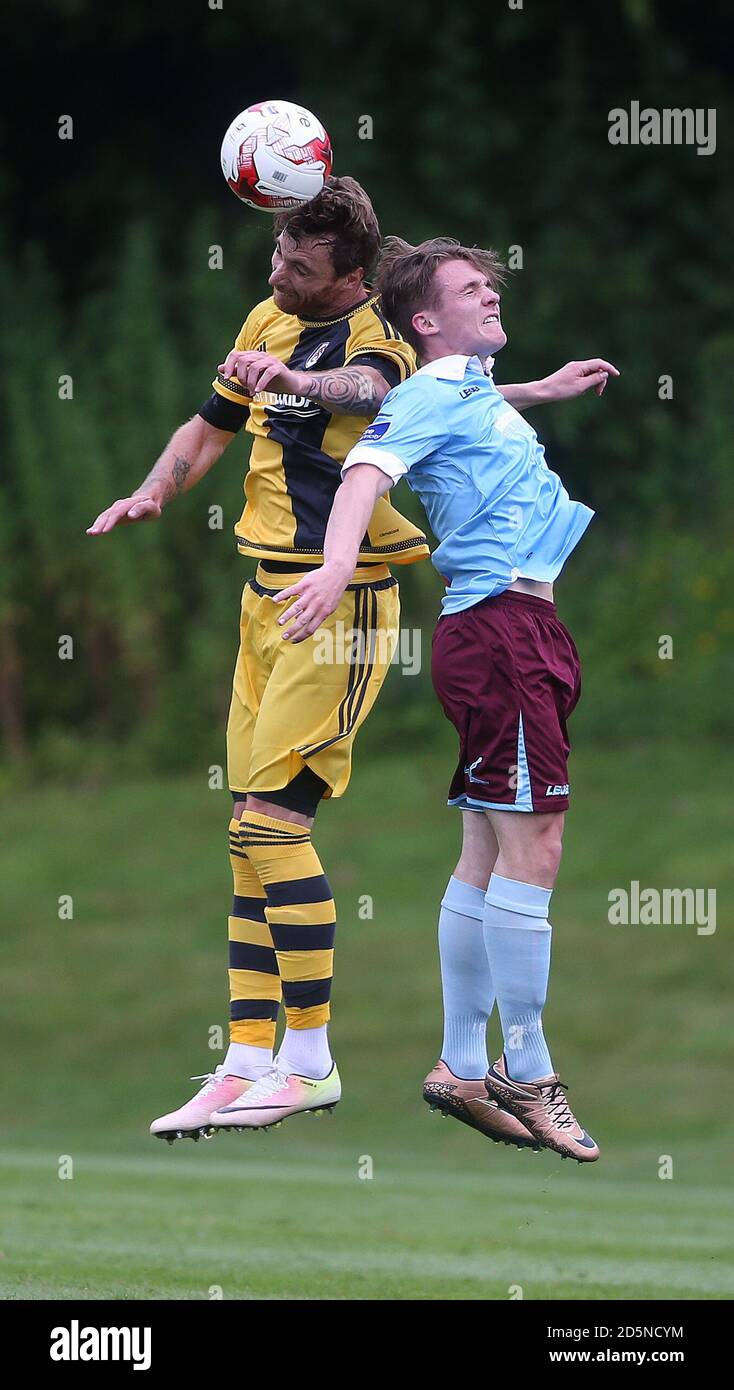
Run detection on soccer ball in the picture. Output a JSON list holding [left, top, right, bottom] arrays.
[[220, 100, 333, 212]]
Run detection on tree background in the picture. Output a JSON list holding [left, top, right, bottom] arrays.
[[1, 0, 732, 774]]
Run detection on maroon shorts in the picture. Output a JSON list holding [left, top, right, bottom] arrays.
[[431, 591, 581, 814]]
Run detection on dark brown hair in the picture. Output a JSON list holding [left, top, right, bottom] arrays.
[[376, 236, 507, 351], [274, 175, 381, 279]]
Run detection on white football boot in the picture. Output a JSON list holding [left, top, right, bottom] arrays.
[[210, 1064, 341, 1131], [150, 1066, 254, 1143]]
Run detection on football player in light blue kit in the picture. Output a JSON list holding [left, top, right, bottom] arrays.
[[273, 237, 619, 1162]]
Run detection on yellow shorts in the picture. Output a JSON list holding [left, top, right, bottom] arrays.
[[227, 563, 400, 800]]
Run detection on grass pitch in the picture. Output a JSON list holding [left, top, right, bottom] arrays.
[[2, 733, 733, 1300], [2, 1142, 732, 1301]]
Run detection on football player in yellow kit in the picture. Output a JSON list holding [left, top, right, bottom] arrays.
[[88, 177, 429, 1137]]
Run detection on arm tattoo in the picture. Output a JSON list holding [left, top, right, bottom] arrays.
[[301, 367, 388, 415], [140, 454, 191, 505], [172, 454, 191, 491]]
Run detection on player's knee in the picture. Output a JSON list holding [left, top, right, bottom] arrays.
[[455, 841, 495, 891], [531, 816, 564, 886], [245, 794, 312, 828], [455, 810, 497, 888]]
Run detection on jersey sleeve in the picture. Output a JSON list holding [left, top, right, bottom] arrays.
[[342, 380, 446, 483], [346, 351, 403, 392], [211, 301, 267, 406], [343, 310, 416, 384], [198, 391, 249, 432]]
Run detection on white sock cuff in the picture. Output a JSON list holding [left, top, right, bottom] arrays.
[[485, 873, 552, 922], [441, 874, 486, 921], [223, 1042, 273, 1079]]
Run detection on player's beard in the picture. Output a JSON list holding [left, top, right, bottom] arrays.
[[272, 279, 365, 320], [272, 285, 328, 318], [271, 286, 301, 314]]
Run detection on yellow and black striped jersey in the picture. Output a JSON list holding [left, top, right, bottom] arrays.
[[207, 291, 429, 565]]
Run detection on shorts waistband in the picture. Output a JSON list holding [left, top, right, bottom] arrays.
[[253, 561, 394, 593], [484, 589, 556, 615], [258, 559, 382, 575]]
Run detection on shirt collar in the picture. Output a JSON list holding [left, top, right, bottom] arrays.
[[416, 353, 494, 380], [297, 290, 379, 327]]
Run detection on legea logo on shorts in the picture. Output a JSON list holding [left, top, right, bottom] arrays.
[[545, 783, 569, 796], [359, 419, 391, 442], [50, 1320, 151, 1370]]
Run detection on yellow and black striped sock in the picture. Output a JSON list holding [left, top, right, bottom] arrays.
[[227, 816, 281, 1049], [238, 812, 335, 1031]]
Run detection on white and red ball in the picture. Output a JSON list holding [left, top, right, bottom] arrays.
[[220, 100, 332, 212]]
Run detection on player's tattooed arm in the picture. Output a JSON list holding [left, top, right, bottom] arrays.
[[217, 349, 391, 416], [142, 454, 191, 506], [298, 365, 390, 415], [86, 416, 234, 535]]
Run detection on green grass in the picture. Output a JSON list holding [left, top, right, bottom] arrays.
[[2, 733, 733, 1299], [2, 1144, 732, 1301]]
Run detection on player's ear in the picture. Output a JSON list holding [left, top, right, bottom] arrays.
[[413, 310, 437, 340]]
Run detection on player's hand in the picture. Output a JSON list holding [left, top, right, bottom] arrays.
[[86, 495, 162, 535], [540, 359, 620, 401], [217, 350, 305, 399], [273, 563, 352, 643]]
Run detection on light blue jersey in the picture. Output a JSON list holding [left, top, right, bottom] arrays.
[[343, 354, 594, 614]]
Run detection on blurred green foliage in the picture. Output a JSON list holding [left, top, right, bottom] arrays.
[[1, 0, 732, 772]]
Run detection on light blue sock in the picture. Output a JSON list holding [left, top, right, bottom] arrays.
[[483, 872, 554, 1083], [438, 875, 494, 1079]]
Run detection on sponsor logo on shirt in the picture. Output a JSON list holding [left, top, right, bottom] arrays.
[[359, 418, 391, 442], [257, 392, 322, 417], [459, 384, 480, 399]]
